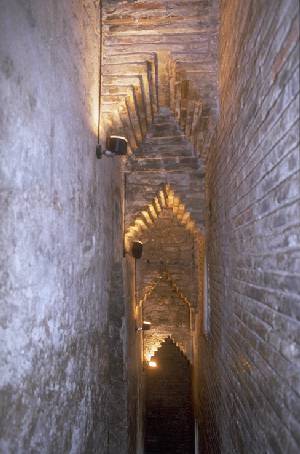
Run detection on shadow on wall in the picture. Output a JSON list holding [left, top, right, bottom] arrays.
[[144, 337, 194, 454]]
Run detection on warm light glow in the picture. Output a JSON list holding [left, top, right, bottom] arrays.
[[110, 135, 128, 142], [125, 184, 204, 251], [145, 340, 165, 362], [148, 361, 157, 368]]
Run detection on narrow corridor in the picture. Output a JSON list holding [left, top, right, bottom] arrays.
[[0, 0, 299, 453], [145, 338, 194, 454]]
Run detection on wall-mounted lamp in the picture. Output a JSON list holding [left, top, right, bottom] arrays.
[[96, 136, 128, 159], [132, 240, 143, 259], [136, 321, 151, 332]]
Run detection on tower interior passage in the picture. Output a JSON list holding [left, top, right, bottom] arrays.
[[0, 0, 299, 453]]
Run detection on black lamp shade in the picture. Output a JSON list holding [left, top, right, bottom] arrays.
[[142, 321, 151, 331], [132, 241, 143, 259], [107, 135, 128, 155]]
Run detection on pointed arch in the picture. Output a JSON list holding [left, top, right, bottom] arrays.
[[137, 270, 193, 308], [144, 333, 192, 363], [124, 184, 204, 251], [153, 336, 191, 364]]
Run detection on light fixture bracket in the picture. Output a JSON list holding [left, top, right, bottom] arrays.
[[132, 241, 143, 259], [136, 321, 151, 332], [96, 136, 128, 159]]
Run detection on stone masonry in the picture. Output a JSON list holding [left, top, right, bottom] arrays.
[[0, 0, 299, 453]]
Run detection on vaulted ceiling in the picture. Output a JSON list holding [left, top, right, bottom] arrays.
[[101, 0, 219, 360], [101, 0, 219, 157]]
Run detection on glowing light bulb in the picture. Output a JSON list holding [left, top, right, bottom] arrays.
[[148, 361, 157, 368]]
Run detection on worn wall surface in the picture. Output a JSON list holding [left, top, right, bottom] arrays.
[[0, 1, 129, 452], [202, 0, 300, 452]]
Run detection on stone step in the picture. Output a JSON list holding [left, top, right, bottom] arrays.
[[128, 156, 200, 172], [134, 143, 194, 157]]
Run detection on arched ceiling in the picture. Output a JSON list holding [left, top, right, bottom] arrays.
[[101, 0, 219, 157], [143, 283, 192, 361], [101, 0, 218, 360], [125, 183, 203, 250], [125, 108, 206, 240], [136, 208, 198, 306]]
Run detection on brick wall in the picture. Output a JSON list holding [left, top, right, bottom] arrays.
[[201, 0, 300, 452]]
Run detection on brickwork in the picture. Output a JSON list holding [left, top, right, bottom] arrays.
[[136, 209, 195, 361], [102, 0, 218, 156], [122, 56, 207, 452], [201, 0, 300, 452], [125, 108, 206, 236], [2, 0, 298, 452], [143, 280, 191, 361], [138, 210, 197, 306]]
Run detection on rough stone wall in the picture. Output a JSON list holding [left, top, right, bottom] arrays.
[[202, 0, 300, 452], [125, 253, 143, 454], [0, 1, 129, 452]]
